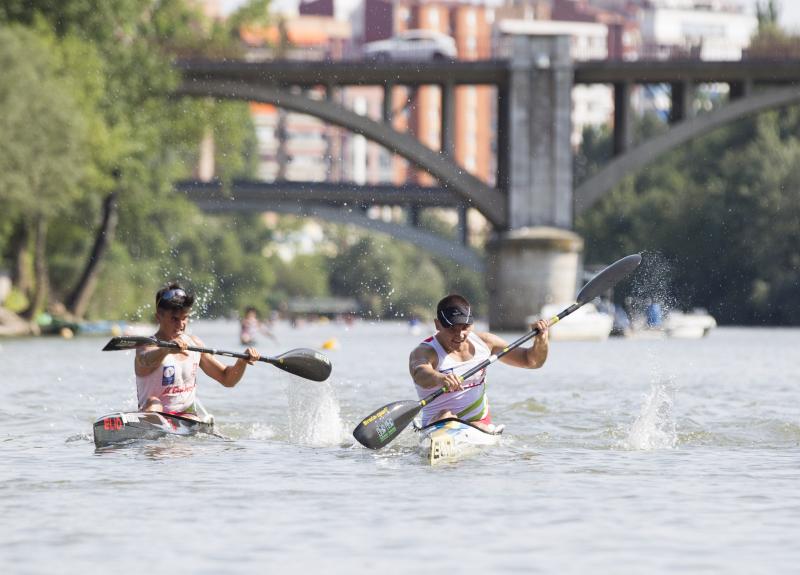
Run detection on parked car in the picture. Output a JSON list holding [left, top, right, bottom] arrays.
[[364, 29, 457, 61]]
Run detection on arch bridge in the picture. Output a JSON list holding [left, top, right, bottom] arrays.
[[175, 41, 800, 328]]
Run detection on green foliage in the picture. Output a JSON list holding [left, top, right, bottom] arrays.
[[0, 0, 495, 326], [749, 0, 800, 57], [268, 254, 331, 309], [418, 209, 458, 240], [0, 1, 147, 46], [328, 233, 451, 319], [577, 107, 800, 325], [756, 0, 780, 30], [0, 0, 264, 319], [227, 0, 272, 30], [574, 124, 613, 186], [430, 258, 487, 317], [0, 26, 89, 220], [3, 289, 29, 314]]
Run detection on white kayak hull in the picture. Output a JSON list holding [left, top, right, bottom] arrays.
[[417, 418, 503, 465]]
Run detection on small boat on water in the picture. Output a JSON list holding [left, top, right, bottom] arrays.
[[93, 411, 215, 448], [416, 418, 504, 465], [664, 309, 717, 339], [626, 308, 717, 340], [527, 302, 614, 341]]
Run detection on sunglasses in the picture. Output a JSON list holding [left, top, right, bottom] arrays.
[[157, 288, 188, 309]]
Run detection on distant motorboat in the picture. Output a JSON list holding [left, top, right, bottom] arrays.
[[664, 309, 717, 339], [527, 302, 613, 341]]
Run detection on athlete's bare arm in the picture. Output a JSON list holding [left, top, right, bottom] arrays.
[[478, 319, 549, 369], [193, 336, 260, 388], [409, 344, 462, 392]]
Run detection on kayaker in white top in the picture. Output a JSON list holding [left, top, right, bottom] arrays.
[[409, 294, 549, 432], [135, 282, 260, 416]]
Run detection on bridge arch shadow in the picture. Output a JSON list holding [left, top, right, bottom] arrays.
[[189, 196, 485, 272]]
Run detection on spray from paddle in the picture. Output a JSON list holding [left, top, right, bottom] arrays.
[[625, 251, 677, 330], [285, 380, 347, 446], [622, 254, 680, 449]]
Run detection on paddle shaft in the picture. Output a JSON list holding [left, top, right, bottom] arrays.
[[417, 302, 581, 408], [103, 335, 332, 381], [146, 339, 280, 365]]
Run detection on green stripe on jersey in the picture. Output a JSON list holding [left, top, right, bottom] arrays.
[[457, 390, 487, 421]]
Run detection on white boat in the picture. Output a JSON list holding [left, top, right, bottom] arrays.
[[416, 418, 503, 465], [527, 302, 614, 341], [664, 309, 717, 339]]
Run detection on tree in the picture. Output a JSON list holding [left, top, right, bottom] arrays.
[[328, 233, 447, 318], [576, 106, 800, 325], [1, 1, 266, 320], [0, 26, 92, 318], [748, 0, 800, 58]]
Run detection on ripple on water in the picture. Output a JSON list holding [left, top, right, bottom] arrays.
[[5, 322, 800, 573], [508, 397, 549, 413]]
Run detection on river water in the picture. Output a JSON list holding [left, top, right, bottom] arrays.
[[1, 320, 798, 573]]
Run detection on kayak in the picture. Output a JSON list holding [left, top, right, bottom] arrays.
[[416, 417, 504, 465], [93, 411, 215, 448]]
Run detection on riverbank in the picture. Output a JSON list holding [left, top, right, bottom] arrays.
[[0, 307, 34, 336]]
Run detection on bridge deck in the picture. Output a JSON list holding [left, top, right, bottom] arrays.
[[178, 58, 800, 87]]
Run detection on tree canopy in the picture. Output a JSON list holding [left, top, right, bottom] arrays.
[[577, 106, 800, 325]]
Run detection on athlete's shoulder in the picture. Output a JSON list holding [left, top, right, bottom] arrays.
[[411, 339, 437, 359], [474, 331, 503, 348], [186, 333, 203, 347]]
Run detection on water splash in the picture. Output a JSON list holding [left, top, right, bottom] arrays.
[[625, 251, 678, 329], [624, 382, 677, 450], [285, 381, 346, 447]]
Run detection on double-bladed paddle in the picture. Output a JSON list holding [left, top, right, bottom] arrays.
[[352, 253, 643, 449], [102, 336, 332, 382]]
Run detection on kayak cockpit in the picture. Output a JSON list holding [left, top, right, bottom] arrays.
[[92, 411, 215, 448], [416, 417, 504, 465]]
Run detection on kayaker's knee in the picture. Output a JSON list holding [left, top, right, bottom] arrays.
[[434, 410, 455, 422], [142, 397, 163, 412]]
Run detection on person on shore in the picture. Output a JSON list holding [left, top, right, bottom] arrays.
[[135, 282, 260, 417], [240, 306, 275, 345], [408, 294, 550, 432]]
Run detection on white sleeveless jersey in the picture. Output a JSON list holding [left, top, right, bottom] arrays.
[[136, 334, 200, 413], [416, 331, 491, 426]]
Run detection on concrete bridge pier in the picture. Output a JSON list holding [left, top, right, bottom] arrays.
[[487, 228, 583, 330], [488, 34, 582, 330]]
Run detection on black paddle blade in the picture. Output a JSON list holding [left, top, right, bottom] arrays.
[[576, 253, 642, 304], [102, 336, 157, 351], [266, 348, 332, 382], [353, 400, 421, 449]]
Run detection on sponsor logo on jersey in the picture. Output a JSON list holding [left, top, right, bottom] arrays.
[[162, 365, 175, 386]]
